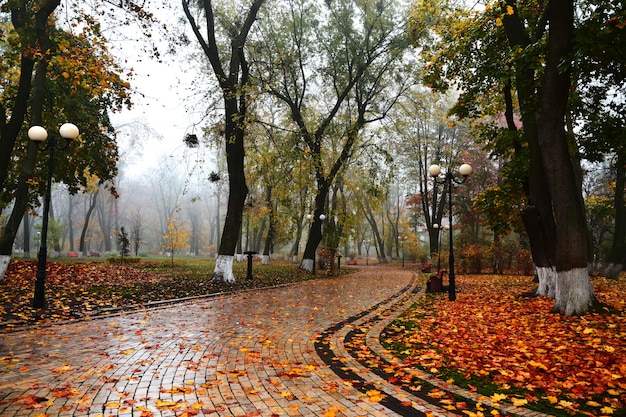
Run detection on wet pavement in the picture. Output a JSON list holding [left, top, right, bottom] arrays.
[[0, 267, 548, 416]]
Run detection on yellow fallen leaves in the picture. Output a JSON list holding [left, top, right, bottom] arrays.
[[511, 398, 528, 407], [155, 399, 179, 408], [490, 392, 506, 403], [323, 405, 346, 417], [366, 389, 385, 402], [161, 386, 194, 394]]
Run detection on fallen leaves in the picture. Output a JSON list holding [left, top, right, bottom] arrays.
[[0, 259, 344, 327], [382, 274, 626, 415]]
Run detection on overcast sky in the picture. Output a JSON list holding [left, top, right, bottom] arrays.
[[104, 3, 208, 178]]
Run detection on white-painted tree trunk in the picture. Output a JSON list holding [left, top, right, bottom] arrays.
[[553, 267, 594, 316], [0, 255, 10, 283], [236, 254, 244, 262], [213, 255, 236, 283], [300, 258, 314, 272], [536, 265, 556, 298], [261, 255, 269, 265], [292, 255, 298, 263]]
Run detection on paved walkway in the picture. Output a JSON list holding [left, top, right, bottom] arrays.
[[0, 267, 547, 417]]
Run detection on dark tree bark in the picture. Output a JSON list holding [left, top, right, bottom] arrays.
[[501, 0, 557, 295], [536, 0, 592, 315], [605, 150, 626, 278], [23, 213, 31, 259], [0, 0, 60, 282], [79, 188, 99, 256], [261, 186, 275, 265], [0, 2, 38, 190], [182, 0, 265, 283]]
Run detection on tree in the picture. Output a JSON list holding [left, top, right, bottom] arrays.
[[162, 217, 191, 265], [393, 89, 477, 257], [78, 177, 100, 257], [130, 208, 143, 256], [0, 1, 135, 281], [412, 0, 599, 314], [253, 0, 410, 271], [182, 0, 266, 283], [535, 0, 591, 315], [574, 2, 626, 277]]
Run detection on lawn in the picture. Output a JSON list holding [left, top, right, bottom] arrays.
[[0, 257, 346, 327]]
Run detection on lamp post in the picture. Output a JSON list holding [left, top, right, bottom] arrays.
[[364, 239, 371, 266], [28, 123, 79, 308], [306, 214, 314, 273], [318, 214, 326, 272], [428, 163, 472, 301], [400, 236, 407, 268]]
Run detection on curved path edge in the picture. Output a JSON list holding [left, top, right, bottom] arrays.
[[317, 270, 554, 417]]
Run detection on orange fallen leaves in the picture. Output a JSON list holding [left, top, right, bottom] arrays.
[[323, 405, 346, 417], [385, 274, 626, 415]]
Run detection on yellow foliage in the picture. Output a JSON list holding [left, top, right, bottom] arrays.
[[161, 217, 191, 262]]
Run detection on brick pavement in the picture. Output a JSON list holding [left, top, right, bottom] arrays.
[[0, 267, 551, 417]]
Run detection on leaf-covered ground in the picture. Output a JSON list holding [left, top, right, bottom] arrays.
[[1, 260, 624, 416], [381, 274, 626, 417], [0, 259, 342, 327]]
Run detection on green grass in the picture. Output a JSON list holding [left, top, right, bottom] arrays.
[[0, 257, 353, 327]]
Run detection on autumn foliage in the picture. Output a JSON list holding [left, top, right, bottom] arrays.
[[382, 274, 626, 416]]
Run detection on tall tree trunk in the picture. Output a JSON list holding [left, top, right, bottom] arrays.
[[262, 187, 275, 265], [23, 213, 31, 259], [289, 217, 304, 263], [182, 0, 264, 283], [214, 113, 248, 281], [49, 200, 61, 256], [0, 56, 51, 281], [605, 150, 625, 278], [96, 192, 113, 252], [300, 182, 329, 272], [521, 207, 555, 297], [363, 200, 388, 264], [79, 188, 99, 257], [0, 12, 36, 191], [537, 0, 593, 315], [502, 0, 557, 295]]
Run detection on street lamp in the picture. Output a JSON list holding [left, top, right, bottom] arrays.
[[364, 239, 371, 266], [429, 163, 472, 301], [28, 123, 80, 308], [400, 236, 407, 267], [318, 214, 326, 272]]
